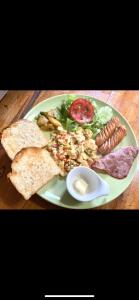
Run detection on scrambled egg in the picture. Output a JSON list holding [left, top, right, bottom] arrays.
[[46, 127, 100, 176]]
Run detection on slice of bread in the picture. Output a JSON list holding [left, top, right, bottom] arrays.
[[8, 147, 60, 200], [1, 119, 47, 160]]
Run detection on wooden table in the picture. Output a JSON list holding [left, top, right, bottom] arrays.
[[0, 90, 139, 209]]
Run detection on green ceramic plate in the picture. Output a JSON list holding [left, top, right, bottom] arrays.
[[24, 94, 138, 209]]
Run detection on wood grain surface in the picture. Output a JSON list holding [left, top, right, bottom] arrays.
[[0, 90, 138, 209]]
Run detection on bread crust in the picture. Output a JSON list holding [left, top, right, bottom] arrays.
[[1, 119, 47, 160], [8, 147, 60, 200]]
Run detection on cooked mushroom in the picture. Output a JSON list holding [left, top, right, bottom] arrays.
[[40, 112, 49, 118], [47, 116, 62, 127], [40, 111, 62, 128], [37, 115, 55, 130], [41, 109, 57, 118], [46, 123, 55, 130], [37, 115, 48, 127]]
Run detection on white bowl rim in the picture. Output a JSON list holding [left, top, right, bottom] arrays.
[[66, 166, 106, 202]]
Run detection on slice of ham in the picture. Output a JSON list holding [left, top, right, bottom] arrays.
[[91, 146, 139, 179]]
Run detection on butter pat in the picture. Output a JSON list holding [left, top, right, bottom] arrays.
[[74, 178, 88, 195]]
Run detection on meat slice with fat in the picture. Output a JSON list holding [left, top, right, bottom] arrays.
[[91, 146, 139, 179]]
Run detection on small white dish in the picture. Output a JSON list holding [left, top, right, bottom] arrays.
[[66, 166, 110, 202]]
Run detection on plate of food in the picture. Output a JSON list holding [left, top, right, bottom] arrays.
[[1, 94, 138, 209]]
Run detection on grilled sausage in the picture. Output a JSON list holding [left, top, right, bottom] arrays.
[[95, 117, 120, 147], [98, 125, 127, 155]]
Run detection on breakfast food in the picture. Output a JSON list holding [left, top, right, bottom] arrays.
[[98, 125, 127, 155], [74, 177, 88, 195], [8, 147, 60, 200], [95, 117, 120, 146], [36, 97, 114, 137], [46, 127, 100, 176], [91, 146, 139, 178], [1, 119, 47, 160], [68, 98, 94, 124], [1, 93, 137, 207], [37, 111, 61, 131]]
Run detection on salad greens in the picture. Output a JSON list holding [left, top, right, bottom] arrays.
[[57, 95, 79, 131], [83, 104, 113, 137], [57, 95, 113, 138]]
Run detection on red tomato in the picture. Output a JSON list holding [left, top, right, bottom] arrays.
[[68, 98, 94, 124]]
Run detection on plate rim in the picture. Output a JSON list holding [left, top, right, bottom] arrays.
[[24, 93, 138, 209], [24, 93, 138, 146]]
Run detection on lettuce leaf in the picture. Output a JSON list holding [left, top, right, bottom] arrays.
[[82, 104, 113, 138], [57, 97, 113, 137]]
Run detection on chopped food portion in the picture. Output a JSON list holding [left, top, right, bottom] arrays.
[[46, 127, 100, 176], [0, 92, 138, 207], [74, 177, 88, 195], [91, 146, 139, 179], [34, 96, 136, 182], [36, 97, 114, 139], [36, 115, 52, 130], [42, 109, 58, 118], [36, 110, 62, 131], [98, 125, 127, 155], [68, 98, 94, 124]]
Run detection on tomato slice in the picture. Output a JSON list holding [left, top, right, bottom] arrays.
[[68, 98, 94, 124]]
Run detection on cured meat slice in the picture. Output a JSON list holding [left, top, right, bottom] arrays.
[[91, 146, 139, 179]]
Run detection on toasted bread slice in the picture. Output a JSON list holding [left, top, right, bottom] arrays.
[[8, 147, 60, 200], [1, 119, 47, 160]]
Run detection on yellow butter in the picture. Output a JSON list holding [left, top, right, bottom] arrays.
[[74, 178, 88, 195]]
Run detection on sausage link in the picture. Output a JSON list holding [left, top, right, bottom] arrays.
[[98, 126, 127, 155], [95, 117, 120, 146]]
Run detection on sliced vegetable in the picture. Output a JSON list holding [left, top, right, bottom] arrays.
[[94, 106, 113, 125], [68, 98, 94, 124], [82, 104, 113, 138], [36, 96, 113, 138]]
